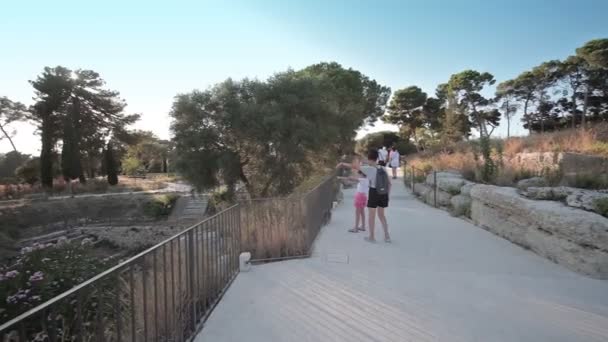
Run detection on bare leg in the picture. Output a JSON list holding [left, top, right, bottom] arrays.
[[354, 207, 361, 229], [360, 207, 366, 230], [367, 207, 377, 241], [378, 207, 390, 241], [392, 167, 397, 178]]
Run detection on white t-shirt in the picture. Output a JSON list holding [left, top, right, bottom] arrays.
[[360, 165, 378, 189], [378, 148, 388, 162], [356, 177, 369, 193]]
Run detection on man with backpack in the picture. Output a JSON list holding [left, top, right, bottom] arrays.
[[359, 149, 391, 243]]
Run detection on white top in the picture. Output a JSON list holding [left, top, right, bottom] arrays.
[[378, 148, 388, 162], [390, 150, 400, 168], [360, 165, 378, 189], [356, 177, 369, 193]]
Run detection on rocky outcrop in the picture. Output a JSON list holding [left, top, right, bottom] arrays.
[[450, 195, 472, 217], [425, 171, 468, 194], [412, 182, 451, 207], [522, 186, 608, 215], [516, 177, 547, 190], [470, 184, 608, 279]]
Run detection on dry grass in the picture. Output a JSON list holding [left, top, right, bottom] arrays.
[[503, 124, 608, 157]]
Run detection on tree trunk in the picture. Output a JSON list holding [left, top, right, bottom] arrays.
[[40, 116, 54, 189], [524, 98, 531, 135], [411, 126, 420, 152], [571, 91, 578, 129], [506, 100, 511, 139], [582, 89, 589, 128], [0, 123, 18, 152]]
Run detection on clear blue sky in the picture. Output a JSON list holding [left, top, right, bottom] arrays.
[[1, 0, 607, 154]]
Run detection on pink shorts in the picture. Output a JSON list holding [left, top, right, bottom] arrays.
[[354, 192, 368, 209]]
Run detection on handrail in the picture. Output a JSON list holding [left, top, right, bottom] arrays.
[[405, 165, 439, 208], [0, 204, 240, 334]]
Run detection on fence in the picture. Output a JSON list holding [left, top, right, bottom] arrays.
[[239, 173, 337, 261], [0, 174, 338, 341], [404, 166, 438, 208], [0, 205, 241, 342]]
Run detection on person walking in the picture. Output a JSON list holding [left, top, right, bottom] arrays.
[[388, 146, 400, 179]]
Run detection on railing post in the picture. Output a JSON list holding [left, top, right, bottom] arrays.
[[411, 166, 415, 192], [188, 229, 196, 333], [433, 171, 437, 207]]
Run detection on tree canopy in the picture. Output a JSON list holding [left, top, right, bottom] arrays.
[[170, 63, 390, 198]]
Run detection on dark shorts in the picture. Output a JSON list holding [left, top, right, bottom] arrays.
[[367, 188, 389, 208]]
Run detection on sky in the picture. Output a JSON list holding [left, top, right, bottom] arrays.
[[1, 0, 607, 155]]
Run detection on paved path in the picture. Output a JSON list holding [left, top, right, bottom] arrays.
[[196, 177, 608, 342]]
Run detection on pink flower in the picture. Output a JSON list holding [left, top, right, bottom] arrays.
[[29, 271, 44, 282], [5, 270, 19, 279]]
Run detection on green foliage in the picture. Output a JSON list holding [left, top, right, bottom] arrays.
[[0, 151, 30, 179], [594, 198, 608, 217], [29, 66, 139, 188], [576, 39, 608, 69], [478, 137, 496, 182], [384, 86, 427, 144], [0, 96, 27, 152], [121, 156, 144, 176], [0, 243, 115, 327], [570, 174, 608, 189], [143, 194, 179, 218], [356, 131, 400, 155], [15, 158, 40, 185], [171, 62, 390, 198]]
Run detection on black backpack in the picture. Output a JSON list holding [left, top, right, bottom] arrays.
[[375, 166, 390, 195]]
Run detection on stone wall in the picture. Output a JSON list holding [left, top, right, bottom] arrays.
[[409, 171, 608, 279], [470, 185, 608, 279]]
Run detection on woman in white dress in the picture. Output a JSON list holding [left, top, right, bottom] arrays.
[[388, 146, 400, 179]]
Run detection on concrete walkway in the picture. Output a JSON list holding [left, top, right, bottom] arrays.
[[196, 177, 608, 342]]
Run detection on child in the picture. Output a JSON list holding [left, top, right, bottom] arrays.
[[337, 169, 369, 233]]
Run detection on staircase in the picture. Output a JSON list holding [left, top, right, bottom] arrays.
[[170, 194, 209, 226]]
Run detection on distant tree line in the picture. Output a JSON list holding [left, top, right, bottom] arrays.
[[0, 67, 173, 188], [383, 38, 608, 151]]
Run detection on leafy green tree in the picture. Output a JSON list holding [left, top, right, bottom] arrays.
[[446, 70, 498, 138], [555, 56, 588, 127], [0, 97, 27, 152], [355, 131, 400, 155], [171, 63, 390, 198], [576, 38, 608, 69], [495, 80, 519, 138], [0, 151, 30, 180], [29, 67, 73, 188], [29, 66, 139, 188], [383, 86, 427, 150], [104, 142, 118, 185]]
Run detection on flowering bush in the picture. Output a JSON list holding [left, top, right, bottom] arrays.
[[0, 242, 112, 324]]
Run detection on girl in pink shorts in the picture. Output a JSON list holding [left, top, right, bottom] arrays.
[[339, 170, 369, 233]]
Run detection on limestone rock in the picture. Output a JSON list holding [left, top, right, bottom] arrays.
[[450, 194, 472, 217], [566, 190, 608, 212], [523, 186, 571, 200], [516, 177, 547, 190], [425, 171, 466, 194], [470, 184, 608, 279], [460, 182, 476, 197]]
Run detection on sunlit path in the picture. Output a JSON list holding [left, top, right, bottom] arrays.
[[196, 177, 608, 341]]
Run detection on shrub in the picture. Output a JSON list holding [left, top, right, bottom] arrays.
[[143, 194, 179, 218], [570, 174, 608, 189], [0, 243, 115, 326], [594, 198, 608, 217]]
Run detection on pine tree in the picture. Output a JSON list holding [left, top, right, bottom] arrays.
[[105, 142, 118, 185]]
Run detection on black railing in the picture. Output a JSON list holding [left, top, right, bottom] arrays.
[[404, 166, 438, 207], [239, 173, 338, 262], [0, 205, 241, 342], [0, 174, 338, 341]]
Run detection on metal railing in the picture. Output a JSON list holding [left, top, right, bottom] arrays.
[[0, 205, 241, 342], [0, 174, 338, 341], [404, 166, 438, 208], [239, 173, 338, 262]]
